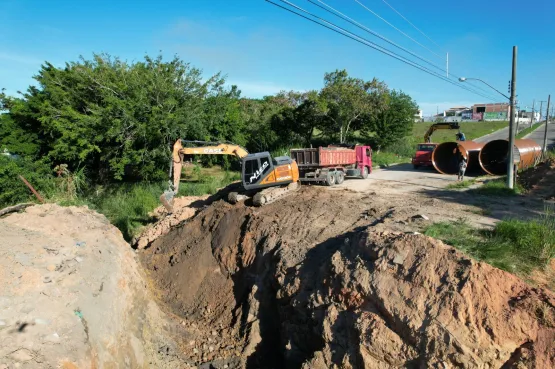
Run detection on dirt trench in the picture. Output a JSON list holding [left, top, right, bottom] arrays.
[[139, 186, 555, 368]]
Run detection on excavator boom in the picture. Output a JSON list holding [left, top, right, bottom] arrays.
[[423, 122, 461, 143], [171, 140, 249, 193]]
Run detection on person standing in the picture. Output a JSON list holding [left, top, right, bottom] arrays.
[[458, 155, 468, 181]]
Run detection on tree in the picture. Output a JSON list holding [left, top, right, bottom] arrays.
[[2, 54, 227, 181], [361, 90, 418, 150], [270, 90, 327, 146], [319, 70, 388, 143]]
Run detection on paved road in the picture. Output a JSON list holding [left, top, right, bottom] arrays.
[[524, 122, 555, 149], [474, 126, 510, 143], [337, 122, 555, 195]]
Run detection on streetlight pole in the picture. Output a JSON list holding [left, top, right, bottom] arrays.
[[543, 95, 551, 159], [507, 46, 517, 189], [530, 100, 535, 128], [458, 47, 518, 188]]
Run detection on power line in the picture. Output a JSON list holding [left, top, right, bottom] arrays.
[[309, 0, 498, 99], [309, 0, 442, 73], [265, 0, 498, 102], [272, 0, 497, 101], [381, 0, 442, 50], [353, 0, 443, 60]]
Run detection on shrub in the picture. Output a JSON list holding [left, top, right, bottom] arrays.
[[0, 155, 56, 207]]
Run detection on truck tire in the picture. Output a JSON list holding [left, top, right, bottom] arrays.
[[413, 164, 420, 169], [325, 172, 336, 186], [335, 171, 345, 184], [361, 166, 369, 179]]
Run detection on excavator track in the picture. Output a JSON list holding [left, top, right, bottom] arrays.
[[253, 181, 300, 206]]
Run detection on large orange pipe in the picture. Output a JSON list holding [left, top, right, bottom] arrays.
[[432, 141, 484, 174], [478, 139, 542, 175]]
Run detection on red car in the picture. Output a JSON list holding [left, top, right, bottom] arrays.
[[412, 143, 438, 169]]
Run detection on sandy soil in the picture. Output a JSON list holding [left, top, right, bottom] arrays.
[[0, 204, 187, 369]]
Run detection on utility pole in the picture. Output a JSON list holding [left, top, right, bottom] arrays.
[[530, 100, 535, 128], [542, 95, 550, 158], [507, 46, 517, 189]]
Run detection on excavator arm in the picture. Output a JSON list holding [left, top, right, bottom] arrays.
[[423, 122, 461, 143], [171, 140, 249, 193]]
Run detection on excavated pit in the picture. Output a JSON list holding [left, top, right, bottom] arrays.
[[139, 187, 555, 369]]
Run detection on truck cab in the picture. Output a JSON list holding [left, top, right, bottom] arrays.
[[412, 143, 438, 169]]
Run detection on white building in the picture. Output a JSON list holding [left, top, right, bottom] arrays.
[[414, 109, 423, 122]]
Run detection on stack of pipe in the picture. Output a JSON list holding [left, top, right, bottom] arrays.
[[478, 139, 542, 175], [431, 141, 484, 174]]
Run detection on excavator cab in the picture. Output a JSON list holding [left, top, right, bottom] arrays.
[[242, 152, 274, 189], [241, 153, 297, 190]]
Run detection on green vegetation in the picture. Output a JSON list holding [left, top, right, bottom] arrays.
[[0, 155, 238, 241], [446, 179, 476, 189], [425, 212, 555, 284], [84, 168, 240, 241], [0, 54, 421, 239], [468, 177, 523, 196], [373, 151, 410, 167], [516, 122, 543, 139], [412, 121, 507, 143]]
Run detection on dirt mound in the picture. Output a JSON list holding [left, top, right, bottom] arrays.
[[140, 187, 555, 368], [0, 204, 185, 368], [135, 195, 210, 249], [519, 158, 555, 200]]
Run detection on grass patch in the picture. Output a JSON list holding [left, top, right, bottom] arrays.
[[373, 151, 410, 167], [516, 122, 543, 139], [412, 121, 507, 143], [468, 177, 523, 196], [62, 166, 240, 241], [446, 179, 476, 189], [425, 211, 555, 283]]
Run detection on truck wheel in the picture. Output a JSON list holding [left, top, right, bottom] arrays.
[[361, 167, 369, 179], [413, 164, 420, 169], [325, 172, 336, 186], [335, 171, 345, 184]]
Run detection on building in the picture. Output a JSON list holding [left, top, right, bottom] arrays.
[[444, 106, 470, 117], [414, 109, 423, 122], [472, 103, 511, 121], [519, 111, 540, 121]]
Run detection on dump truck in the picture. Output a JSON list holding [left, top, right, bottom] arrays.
[[289, 145, 372, 186]]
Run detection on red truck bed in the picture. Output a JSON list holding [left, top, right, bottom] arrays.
[[290, 145, 372, 185], [290, 147, 356, 167]]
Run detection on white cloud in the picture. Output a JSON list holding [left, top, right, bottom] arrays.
[[229, 80, 307, 98], [417, 101, 476, 117]]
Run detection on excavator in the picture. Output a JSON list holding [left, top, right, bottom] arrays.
[[412, 122, 463, 169], [160, 139, 300, 213]]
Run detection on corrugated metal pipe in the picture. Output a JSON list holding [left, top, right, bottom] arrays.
[[478, 139, 543, 175], [432, 141, 485, 175]]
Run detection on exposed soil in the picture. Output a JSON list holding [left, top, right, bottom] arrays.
[[519, 159, 555, 201], [0, 204, 187, 368], [139, 186, 555, 368]]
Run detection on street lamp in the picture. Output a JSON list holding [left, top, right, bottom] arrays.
[[458, 77, 510, 101], [459, 47, 517, 190]]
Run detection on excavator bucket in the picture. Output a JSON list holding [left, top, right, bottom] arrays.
[[160, 183, 176, 213]]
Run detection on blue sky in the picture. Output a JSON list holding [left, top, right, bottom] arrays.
[[1, 0, 554, 116]]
